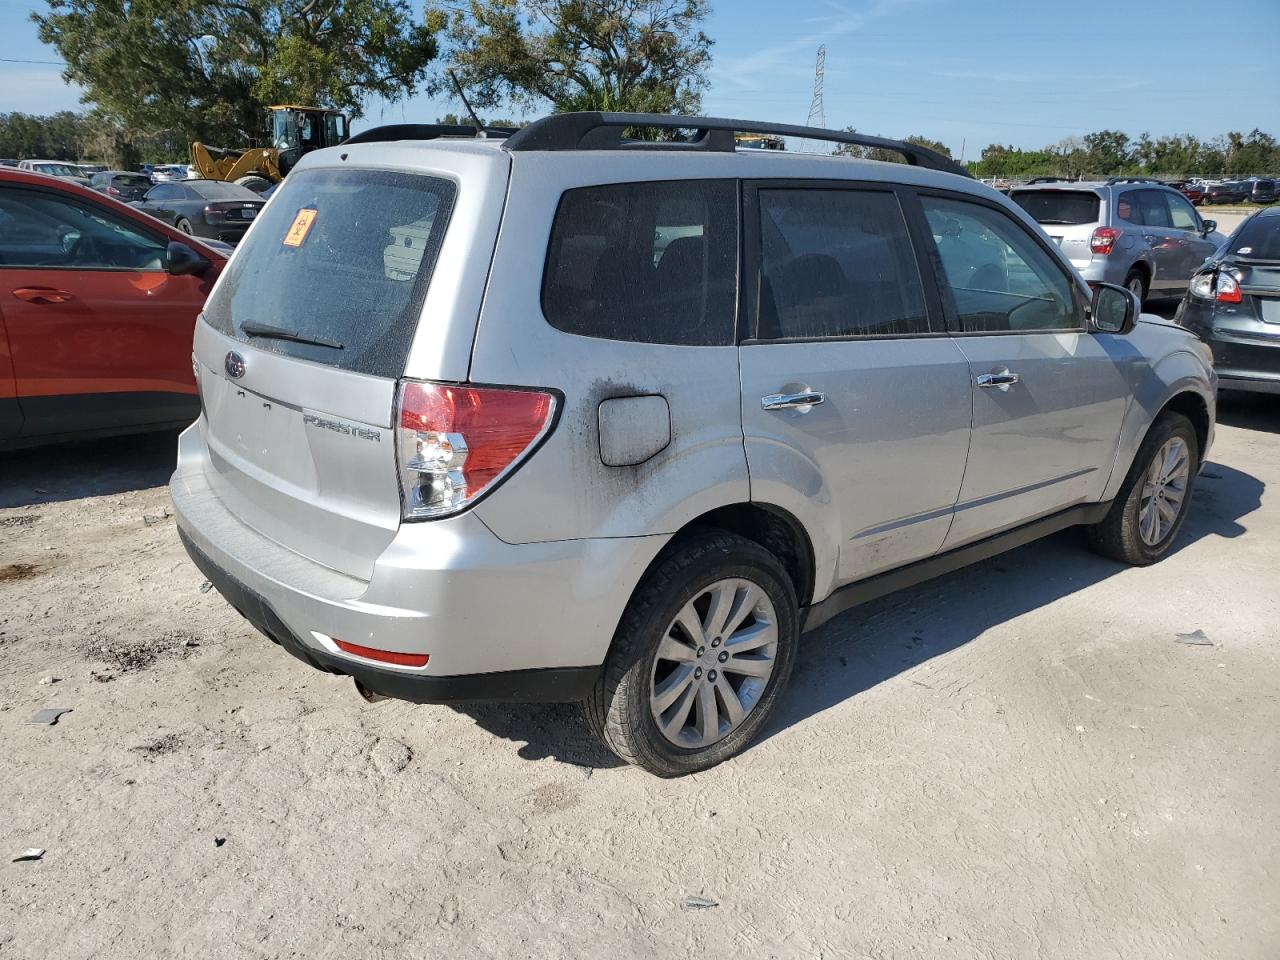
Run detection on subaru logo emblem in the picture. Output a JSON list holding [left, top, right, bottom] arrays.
[[224, 351, 246, 379]]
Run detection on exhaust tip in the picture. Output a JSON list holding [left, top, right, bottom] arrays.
[[354, 679, 389, 704]]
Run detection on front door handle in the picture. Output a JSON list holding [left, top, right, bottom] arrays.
[[976, 371, 1020, 389], [761, 391, 825, 411], [13, 287, 74, 304]]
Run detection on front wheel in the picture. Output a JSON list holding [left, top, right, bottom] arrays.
[[585, 531, 799, 777], [1087, 412, 1199, 565]]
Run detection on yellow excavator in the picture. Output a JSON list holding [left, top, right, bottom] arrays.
[[190, 105, 349, 192]]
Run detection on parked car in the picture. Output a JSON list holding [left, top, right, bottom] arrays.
[[88, 170, 153, 202], [1205, 181, 1250, 204], [0, 159, 18, 168], [1175, 206, 1280, 393], [1009, 178, 1223, 303], [1248, 178, 1277, 204], [15, 159, 91, 187], [1180, 182, 1206, 204], [150, 164, 188, 183], [136, 179, 266, 243], [78, 163, 107, 176], [171, 113, 1216, 776], [0, 167, 226, 449]]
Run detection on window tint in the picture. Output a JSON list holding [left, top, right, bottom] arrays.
[[0, 187, 166, 270], [1137, 190, 1171, 228], [541, 179, 737, 346], [921, 195, 1079, 333], [1166, 192, 1200, 231], [1010, 190, 1101, 226], [1228, 214, 1280, 261], [189, 180, 258, 201], [1116, 191, 1141, 224], [203, 168, 456, 377], [754, 188, 929, 340]]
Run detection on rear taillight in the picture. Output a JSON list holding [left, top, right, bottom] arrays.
[[107, 185, 120, 196], [396, 381, 556, 520], [1215, 272, 1242, 304], [203, 204, 224, 224], [1090, 227, 1120, 255], [1189, 273, 1215, 300]]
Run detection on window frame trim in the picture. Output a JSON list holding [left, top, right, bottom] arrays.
[[0, 182, 171, 273], [740, 178, 947, 345], [906, 186, 1091, 337]]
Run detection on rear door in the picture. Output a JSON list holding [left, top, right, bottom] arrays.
[[1135, 189, 1180, 293], [914, 191, 1130, 549], [192, 157, 502, 581], [738, 182, 973, 584], [0, 183, 210, 438]]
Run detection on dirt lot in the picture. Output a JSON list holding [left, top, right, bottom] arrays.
[[2, 390, 1278, 959]]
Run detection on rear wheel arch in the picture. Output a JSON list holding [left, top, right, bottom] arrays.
[[680, 503, 816, 609]]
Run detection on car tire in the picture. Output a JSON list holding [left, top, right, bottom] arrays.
[[1123, 268, 1148, 305], [234, 175, 273, 194], [1087, 411, 1199, 566], [585, 530, 799, 777], [175, 217, 193, 235]]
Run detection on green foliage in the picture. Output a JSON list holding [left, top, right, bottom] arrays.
[[431, 0, 713, 115], [32, 0, 440, 149], [835, 130, 953, 164], [969, 129, 1280, 180]]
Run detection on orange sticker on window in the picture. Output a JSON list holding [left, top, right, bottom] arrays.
[[283, 208, 317, 247]]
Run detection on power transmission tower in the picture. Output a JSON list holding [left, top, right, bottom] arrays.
[[801, 45, 826, 152]]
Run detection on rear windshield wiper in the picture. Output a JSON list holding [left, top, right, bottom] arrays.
[[239, 320, 343, 350]]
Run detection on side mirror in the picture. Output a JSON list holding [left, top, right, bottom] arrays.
[[1090, 282, 1139, 335], [1200, 219, 1217, 238], [166, 241, 210, 277]]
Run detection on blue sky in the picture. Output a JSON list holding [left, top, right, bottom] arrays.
[[3, 0, 1278, 157]]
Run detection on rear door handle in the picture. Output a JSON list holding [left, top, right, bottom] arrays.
[[761, 391, 825, 411], [13, 287, 74, 304], [976, 371, 1020, 389]]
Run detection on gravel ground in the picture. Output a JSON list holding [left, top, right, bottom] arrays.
[[1, 392, 1278, 959]]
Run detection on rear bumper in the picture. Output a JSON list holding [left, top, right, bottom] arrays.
[[170, 424, 665, 702]]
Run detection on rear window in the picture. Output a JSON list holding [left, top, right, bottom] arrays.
[[203, 168, 456, 377], [1229, 215, 1280, 262], [189, 180, 257, 201], [542, 179, 737, 346], [113, 174, 150, 187], [1010, 190, 1100, 226]]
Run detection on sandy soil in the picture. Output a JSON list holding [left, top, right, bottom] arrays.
[[2, 394, 1278, 959]]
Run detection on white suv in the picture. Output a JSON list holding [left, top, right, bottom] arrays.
[[172, 113, 1216, 776]]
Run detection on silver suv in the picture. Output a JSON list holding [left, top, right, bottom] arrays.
[[172, 114, 1217, 776], [1010, 178, 1224, 303]]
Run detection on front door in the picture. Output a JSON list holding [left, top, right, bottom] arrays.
[[1164, 190, 1219, 286], [0, 184, 209, 439], [739, 183, 974, 587], [915, 192, 1130, 549]]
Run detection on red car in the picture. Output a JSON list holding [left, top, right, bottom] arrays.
[[0, 167, 226, 449], [1181, 183, 1206, 205]]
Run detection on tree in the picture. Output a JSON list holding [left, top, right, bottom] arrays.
[[1081, 129, 1130, 174], [431, 0, 713, 115], [834, 130, 952, 164], [33, 0, 441, 147]]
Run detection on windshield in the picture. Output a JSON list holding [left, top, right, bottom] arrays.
[[202, 167, 456, 376], [1010, 190, 1100, 225], [33, 162, 80, 177], [1228, 215, 1280, 262]]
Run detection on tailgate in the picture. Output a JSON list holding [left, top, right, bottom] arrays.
[[194, 322, 399, 581]]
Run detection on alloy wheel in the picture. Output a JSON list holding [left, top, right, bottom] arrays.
[[649, 578, 779, 748], [1138, 436, 1191, 546]]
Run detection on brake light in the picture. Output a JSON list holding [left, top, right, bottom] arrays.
[[396, 381, 556, 520], [1090, 227, 1120, 255], [203, 204, 224, 224], [107, 185, 120, 196], [1215, 272, 1242, 303]]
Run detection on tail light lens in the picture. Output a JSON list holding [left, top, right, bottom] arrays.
[[1215, 272, 1242, 303], [203, 204, 224, 224], [1090, 227, 1120, 255], [396, 381, 556, 520], [1189, 273, 1214, 300], [107, 185, 120, 196]]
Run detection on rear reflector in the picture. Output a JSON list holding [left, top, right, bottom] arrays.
[[334, 638, 429, 667]]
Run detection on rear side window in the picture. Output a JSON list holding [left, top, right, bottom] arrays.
[[755, 188, 930, 340], [541, 179, 737, 346], [203, 168, 456, 377], [1137, 191, 1171, 228], [1010, 190, 1100, 225]]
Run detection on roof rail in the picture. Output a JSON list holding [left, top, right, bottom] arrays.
[[502, 112, 971, 178], [342, 123, 518, 146]]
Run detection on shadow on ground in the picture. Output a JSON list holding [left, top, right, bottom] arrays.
[[0, 430, 180, 508], [1217, 391, 1279, 434], [460, 459, 1262, 770]]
